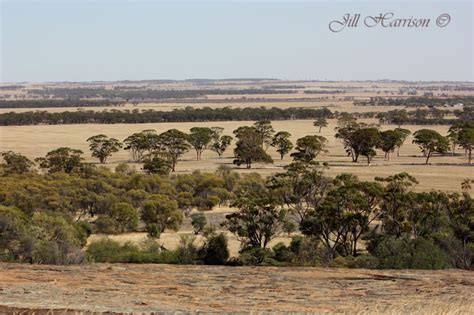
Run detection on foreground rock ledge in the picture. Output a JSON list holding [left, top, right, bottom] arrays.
[[0, 263, 473, 314]]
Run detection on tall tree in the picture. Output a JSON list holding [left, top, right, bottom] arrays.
[[223, 191, 285, 249], [412, 129, 449, 164], [35, 147, 83, 173], [379, 130, 400, 161], [313, 117, 328, 133], [209, 127, 233, 158], [271, 131, 293, 160], [457, 128, 474, 165], [253, 120, 275, 149], [353, 128, 382, 165], [290, 135, 327, 163], [189, 127, 213, 160], [1, 151, 34, 174], [394, 128, 411, 157], [335, 121, 366, 162], [141, 195, 182, 234], [233, 127, 273, 168], [156, 129, 191, 172], [86, 134, 122, 164], [123, 130, 159, 162]]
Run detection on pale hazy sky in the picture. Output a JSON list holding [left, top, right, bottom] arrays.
[[1, 0, 472, 82]]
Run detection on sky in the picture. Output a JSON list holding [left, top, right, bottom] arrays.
[[1, 0, 473, 82]]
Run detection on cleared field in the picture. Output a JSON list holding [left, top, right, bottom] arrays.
[[1, 119, 471, 192], [0, 262, 472, 313]]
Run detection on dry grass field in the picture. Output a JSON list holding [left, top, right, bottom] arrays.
[[1, 119, 471, 192], [0, 262, 472, 313]]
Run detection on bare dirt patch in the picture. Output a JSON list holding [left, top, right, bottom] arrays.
[[0, 263, 472, 313]]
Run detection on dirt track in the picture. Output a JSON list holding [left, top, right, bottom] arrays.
[[0, 263, 473, 314]]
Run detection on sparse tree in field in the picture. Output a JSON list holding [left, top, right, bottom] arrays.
[[253, 120, 275, 149], [335, 121, 366, 162], [189, 127, 213, 160], [209, 127, 233, 158], [123, 130, 159, 162], [190, 212, 207, 235], [290, 135, 328, 163], [457, 128, 474, 165], [353, 128, 382, 165], [461, 178, 472, 191], [313, 117, 328, 133], [394, 128, 411, 157], [412, 129, 449, 164], [379, 130, 400, 161], [233, 126, 273, 168], [337, 114, 357, 127], [156, 129, 191, 172], [87, 134, 122, 164], [271, 131, 293, 160], [1, 151, 34, 174], [447, 125, 462, 155], [35, 147, 83, 173]]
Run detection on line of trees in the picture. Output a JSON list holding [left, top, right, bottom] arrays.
[[0, 107, 333, 126], [3, 119, 471, 180], [26, 87, 297, 100], [355, 96, 474, 107], [0, 99, 126, 109], [1, 105, 471, 126], [0, 154, 472, 269]]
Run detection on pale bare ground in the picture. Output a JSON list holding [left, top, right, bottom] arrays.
[[0, 262, 472, 314], [1, 119, 472, 192], [86, 205, 289, 257]]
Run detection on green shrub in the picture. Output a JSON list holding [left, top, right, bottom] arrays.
[[94, 215, 118, 234], [146, 223, 161, 238], [199, 233, 229, 265], [372, 236, 453, 269], [272, 242, 294, 263], [238, 247, 273, 265], [175, 235, 199, 264], [190, 212, 207, 235], [86, 238, 178, 264]]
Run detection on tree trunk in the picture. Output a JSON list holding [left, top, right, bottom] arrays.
[[469, 149, 472, 165], [425, 153, 431, 165], [319, 126, 322, 133]]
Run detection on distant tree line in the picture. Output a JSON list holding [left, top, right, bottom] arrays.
[[304, 90, 345, 94], [0, 99, 125, 109], [0, 85, 24, 91], [27, 87, 297, 100], [377, 106, 473, 126], [354, 96, 474, 107], [0, 107, 333, 126]]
